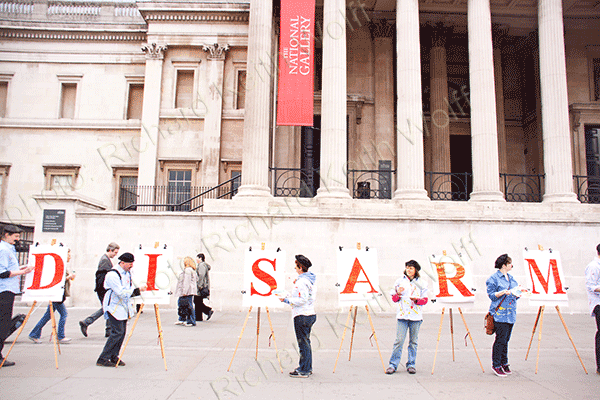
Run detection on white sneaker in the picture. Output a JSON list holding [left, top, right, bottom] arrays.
[[58, 338, 72, 343], [185, 322, 195, 327], [174, 321, 185, 325]]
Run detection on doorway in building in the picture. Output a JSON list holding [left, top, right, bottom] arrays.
[[450, 134, 472, 200], [585, 125, 600, 203], [300, 115, 321, 197]]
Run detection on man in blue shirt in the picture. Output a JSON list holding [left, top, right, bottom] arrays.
[[96, 252, 146, 367], [0, 225, 34, 367], [585, 244, 600, 375]]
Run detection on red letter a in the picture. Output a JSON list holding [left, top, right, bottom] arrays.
[[341, 258, 377, 294]]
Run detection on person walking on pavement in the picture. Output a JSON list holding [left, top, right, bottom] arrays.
[[96, 252, 145, 367], [194, 253, 213, 321], [585, 243, 600, 375], [79, 242, 119, 338], [0, 225, 34, 367]]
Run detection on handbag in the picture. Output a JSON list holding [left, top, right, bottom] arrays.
[[484, 295, 506, 335], [199, 286, 210, 298]]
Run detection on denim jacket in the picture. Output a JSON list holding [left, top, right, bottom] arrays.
[[486, 270, 519, 324]]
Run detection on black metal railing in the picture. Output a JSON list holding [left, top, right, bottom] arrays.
[[425, 171, 472, 201], [347, 168, 396, 199], [574, 175, 600, 204], [271, 167, 319, 198], [501, 173, 544, 203], [120, 176, 240, 212]]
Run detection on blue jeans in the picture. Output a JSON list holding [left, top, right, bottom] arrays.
[[29, 302, 67, 340], [388, 319, 422, 370], [492, 321, 513, 368], [294, 314, 316, 374], [177, 296, 196, 325]]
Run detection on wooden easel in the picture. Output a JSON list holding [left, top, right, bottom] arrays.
[[431, 306, 484, 374], [524, 245, 587, 374], [116, 242, 168, 370], [228, 243, 283, 373], [333, 243, 385, 373], [0, 301, 37, 368]]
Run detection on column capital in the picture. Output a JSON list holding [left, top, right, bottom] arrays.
[[202, 43, 230, 61], [142, 43, 167, 60]]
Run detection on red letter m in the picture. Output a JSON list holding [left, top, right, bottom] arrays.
[[525, 258, 566, 294]]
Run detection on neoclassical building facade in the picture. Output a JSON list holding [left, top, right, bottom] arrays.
[[1, 0, 600, 311]]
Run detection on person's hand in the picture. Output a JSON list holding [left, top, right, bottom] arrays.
[[69, 273, 76, 280], [409, 297, 418, 302], [139, 285, 147, 292], [20, 265, 34, 274], [279, 297, 285, 302], [396, 286, 405, 295]]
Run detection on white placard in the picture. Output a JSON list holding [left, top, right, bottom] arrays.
[[428, 253, 475, 305], [22, 244, 68, 302], [243, 248, 285, 308], [337, 248, 379, 306], [522, 249, 568, 307], [132, 246, 175, 305]]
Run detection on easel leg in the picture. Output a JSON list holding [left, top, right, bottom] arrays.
[[525, 306, 542, 361], [348, 306, 358, 361], [555, 306, 588, 374], [265, 307, 283, 373], [333, 306, 353, 373], [49, 302, 60, 369], [431, 307, 445, 375], [255, 307, 261, 360], [449, 308, 455, 362], [116, 303, 144, 368], [365, 305, 386, 373], [535, 305, 545, 374], [154, 304, 168, 371], [228, 306, 252, 372], [0, 301, 36, 368], [458, 308, 484, 373]]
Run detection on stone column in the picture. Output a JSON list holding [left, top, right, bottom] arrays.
[[235, 0, 273, 198], [538, 0, 578, 202], [316, 0, 350, 199], [201, 43, 229, 188], [373, 21, 395, 196], [429, 24, 451, 189], [467, 0, 505, 202], [493, 25, 508, 176], [393, 0, 429, 201], [138, 43, 167, 193]]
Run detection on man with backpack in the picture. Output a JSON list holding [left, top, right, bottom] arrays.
[[79, 242, 119, 338]]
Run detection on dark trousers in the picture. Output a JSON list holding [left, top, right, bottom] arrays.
[[594, 305, 600, 371], [98, 313, 127, 362], [293, 314, 316, 374], [0, 291, 15, 358], [492, 321, 513, 369], [194, 295, 212, 321]]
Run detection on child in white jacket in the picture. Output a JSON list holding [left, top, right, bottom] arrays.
[[174, 257, 198, 326]]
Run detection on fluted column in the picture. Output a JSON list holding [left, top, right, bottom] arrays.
[[138, 43, 167, 192], [493, 25, 508, 176], [236, 0, 273, 198], [393, 0, 429, 201], [538, 0, 578, 202], [202, 43, 229, 188], [467, 0, 505, 202], [316, 0, 350, 199], [430, 24, 451, 184]]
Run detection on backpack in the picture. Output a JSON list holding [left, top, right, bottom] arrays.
[[95, 269, 121, 301]]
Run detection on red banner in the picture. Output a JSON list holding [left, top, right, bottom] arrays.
[[277, 0, 315, 126]]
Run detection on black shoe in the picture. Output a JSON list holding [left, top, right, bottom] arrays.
[[79, 321, 88, 337], [1, 358, 15, 367], [96, 358, 116, 367], [289, 370, 309, 378], [105, 330, 111, 338], [385, 367, 395, 375], [111, 358, 125, 366], [207, 310, 214, 321]]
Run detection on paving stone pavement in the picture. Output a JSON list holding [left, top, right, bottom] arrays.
[[0, 306, 598, 400]]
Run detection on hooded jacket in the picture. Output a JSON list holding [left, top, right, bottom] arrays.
[[283, 271, 316, 318]]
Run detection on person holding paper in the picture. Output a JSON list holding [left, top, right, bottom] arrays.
[[280, 254, 317, 378], [385, 260, 428, 375], [486, 254, 521, 377], [0, 225, 34, 367], [96, 252, 146, 367], [584, 244, 600, 375]]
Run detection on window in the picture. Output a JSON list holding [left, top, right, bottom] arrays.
[[594, 58, 600, 101], [0, 81, 7, 118], [112, 166, 138, 210], [175, 70, 194, 109], [231, 170, 241, 196], [0, 163, 10, 217], [236, 70, 246, 110], [60, 83, 77, 119], [168, 169, 192, 211], [127, 84, 144, 120], [43, 165, 80, 192]]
